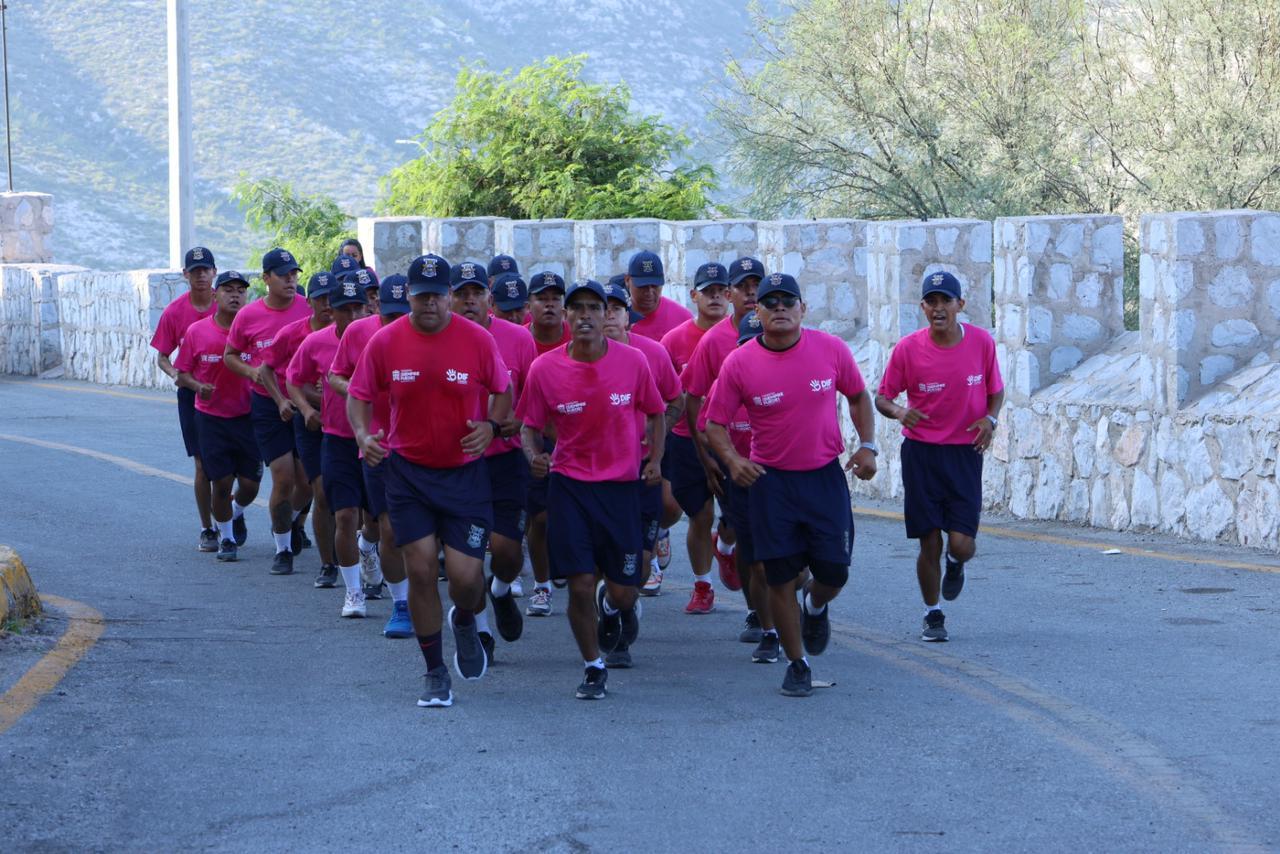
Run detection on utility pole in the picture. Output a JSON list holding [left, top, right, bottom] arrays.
[[2, 1, 14, 192], [167, 0, 193, 268]]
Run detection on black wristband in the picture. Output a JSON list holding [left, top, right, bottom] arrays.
[[487, 419, 501, 435]]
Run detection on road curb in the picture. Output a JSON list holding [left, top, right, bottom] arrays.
[[0, 545, 42, 630]]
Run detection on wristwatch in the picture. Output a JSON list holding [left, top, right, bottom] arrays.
[[859, 441, 880, 456], [986, 415, 999, 428], [487, 419, 502, 435]]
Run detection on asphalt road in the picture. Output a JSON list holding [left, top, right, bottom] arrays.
[[1, 377, 1277, 853]]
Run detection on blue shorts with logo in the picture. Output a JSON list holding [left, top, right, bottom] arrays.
[[724, 479, 755, 566], [900, 437, 983, 539], [362, 458, 389, 519], [195, 411, 263, 483], [668, 433, 716, 517], [294, 414, 323, 482], [385, 453, 492, 558], [748, 459, 853, 567], [177, 387, 200, 458], [322, 433, 367, 513], [250, 392, 296, 466], [487, 449, 529, 541], [547, 474, 643, 586]]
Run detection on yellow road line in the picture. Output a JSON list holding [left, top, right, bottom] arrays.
[[0, 379, 174, 405], [0, 433, 268, 509], [0, 594, 104, 737], [854, 505, 1280, 575]]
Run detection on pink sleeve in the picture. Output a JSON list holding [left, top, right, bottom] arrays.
[[877, 340, 909, 399], [514, 363, 547, 430], [225, 309, 253, 355], [652, 348, 681, 401], [833, 337, 866, 397], [330, 334, 356, 379], [682, 343, 711, 396], [635, 358, 665, 417], [483, 335, 511, 395], [172, 325, 196, 373], [703, 358, 743, 426], [347, 338, 383, 403], [287, 339, 319, 388]]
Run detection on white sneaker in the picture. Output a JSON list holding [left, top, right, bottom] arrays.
[[642, 566, 663, 596], [341, 589, 367, 618], [511, 577, 524, 598], [359, 546, 381, 586], [525, 586, 552, 616]]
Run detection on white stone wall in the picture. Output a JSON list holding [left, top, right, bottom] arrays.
[[0, 193, 53, 263], [760, 219, 867, 339], [426, 217, 503, 266], [493, 219, 576, 281], [357, 216, 426, 281]]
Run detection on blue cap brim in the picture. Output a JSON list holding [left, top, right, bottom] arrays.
[[630, 276, 663, 287], [266, 263, 301, 276], [494, 298, 527, 311], [380, 301, 410, 315], [407, 283, 449, 297]]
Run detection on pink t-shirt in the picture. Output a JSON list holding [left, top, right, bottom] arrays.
[[516, 341, 664, 483], [225, 295, 311, 396], [705, 329, 867, 471], [286, 325, 347, 438], [631, 296, 692, 342], [700, 379, 752, 459], [348, 314, 510, 469], [659, 318, 712, 438], [264, 315, 323, 373], [479, 315, 537, 458], [526, 320, 571, 356], [173, 315, 251, 419], [330, 314, 389, 437], [621, 332, 681, 450], [681, 314, 741, 398], [878, 324, 1004, 445], [151, 292, 214, 358]]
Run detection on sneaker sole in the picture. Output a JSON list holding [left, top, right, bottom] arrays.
[[752, 653, 779, 664], [684, 606, 715, 615], [779, 686, 814, 697], [525, 608, 552, 617], [640, 586, 661, 597], [314, 581, 336, 588], [449, 606, 488, 681], [341, 610, 367, 618], [575, 688, 607, 700], [216, 554, 238, 562], [417, 694, 453, 708], [198, 545, 217, 553], [921, 634, 949, 642], [384, 629, 413, 639]]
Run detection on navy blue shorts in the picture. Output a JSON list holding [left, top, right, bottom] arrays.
[[363, 458, 389, 519], [177, 387, 200, 458], [250, 392, 296, 465], [724, 479, 755, 566], [901, 437, 983, 539], [525, 437, 555, 517], [195, 411, 263, 483], [547, 474, 644, 585], [748, 459, 853, 567], [294, 414, 323, 482], [668, 433, 716, 517], [384, 453, 492, 557], [487, 449, 529, 541], [639, 458, 662, 552], [322, 433, 367, 512]]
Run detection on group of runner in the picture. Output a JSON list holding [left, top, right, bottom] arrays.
[[152, 240, 1004, 704]]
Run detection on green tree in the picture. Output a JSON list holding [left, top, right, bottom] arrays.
[[231, 177, 353, 277], [380, 55, 716, 220]]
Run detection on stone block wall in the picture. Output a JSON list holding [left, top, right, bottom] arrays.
[[0, 193, 53, 263], [357, 216, 426, 281], [493, 219, 576, 280], [574, 218, 664, 285], [426, 217, 503, 265], [760, 219, 867, 339]]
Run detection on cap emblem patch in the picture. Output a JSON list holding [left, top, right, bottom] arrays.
[[741, 259, 753, 270], [769, 273, 782, 286], [506, 282, 519, 298], [391, 284, 405, 299], [280, 250, 293, 262], [343, 282, 357, 297], [423, 258, 438, 278], [461, 262, 476, 279], [192, 248, 204, 260], [641, 260, 654, 274]]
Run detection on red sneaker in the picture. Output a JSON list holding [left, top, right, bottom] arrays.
[[685, 580, 716, 614], [712, 532, 742, 591]]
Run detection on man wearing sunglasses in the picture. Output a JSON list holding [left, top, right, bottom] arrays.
[[874, 271, 1004, 643], [704, 273, 878, 697]]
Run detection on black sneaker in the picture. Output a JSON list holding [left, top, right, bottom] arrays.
[[738, 610, 763, 644], [198, 528, 218, 552], [417, 665, 453, 708], [942, 557, 965, 601], [801, 596, 830, 656], [478, 630, 496, 665], [363, 580, 388, 600], [233, 515, 247, 546], [270, 550, 294, 575], [290, 519, 305, 556], [780, 659, 813, 697], [488, 578, 524, 642], [575, 665, 607, 700], [620, 602, 640, 646], [314, 565, 338, 588], [596, 582, 622, 653], [449, 606, 488, 680], [605, 642, 633, 669], [752, 632, 780, 663], [216, 538, 238, 562], [922, 609, 948, 642]]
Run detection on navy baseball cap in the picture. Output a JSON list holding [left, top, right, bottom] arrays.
[[352, 267, 379, 291], [379, 274, 410, 315], [565, 279, 607, 306], [922, 270, 962, 300], [306, 271, 338, 300], [214, 270, 249, 289], [529, 271, 566, 294], [729, 257, 764, 286], [331, 254, 361, 276], [627, 250, 664, 287], [757, 272, 802, 300], [262, 247, 301, 276], [451, 259, 489, 291], [737, 311, 763, 345], [601, 278, 630, 306], [331, 274, 369, 309], [492, 273, 528, 311], [407, 254, 451, 296], [184, 246, 216, 271], [488, 254, 520, 278], [694, 262, 730, 290]]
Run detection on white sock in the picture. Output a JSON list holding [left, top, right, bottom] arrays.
[[693, 572, 711, 587], [273, 530, 291, 553], [585, 657, 605, 670], [358, 533, 377, 555], [650, 557, 660, 571], [388, 579, 409, 602], [925, 602, 941, 615], [490, 577, 511, 597], [602, 597, 619, 616], [804, 592, 827, 615], [216, 519, 234, 541], [474, 609, 492, 634], [231, 501, 246, 520], [338, 564, 361, 592], [717, 539, 736, 556]]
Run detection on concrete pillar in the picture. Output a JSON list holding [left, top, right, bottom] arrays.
[[657, 219, 762, 311], [494, 219, 576, 280], [357, 216, 427, 279], [0, 192, 53, 263], [574, 218, 664, 283], [759, 219, 866, 338], [1140, 209, 1280, 409], [426, 217, 505, 264], [994, 215, 1125, 401], [166, 0, 194, 268]]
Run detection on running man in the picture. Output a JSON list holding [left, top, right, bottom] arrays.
[[452, 260, 538, 660], [152, 246, 217, 551], [874, 271, 1004, 643], [224, 248, 313, 576], [348, 254, 513, 709], [490, 272, 529, 325], [517, 279, 665, 699], [704, 272, 878, 698], [173, 270, 261, 561], [329, 274, 412, 639], [626, 250, 692, 341]]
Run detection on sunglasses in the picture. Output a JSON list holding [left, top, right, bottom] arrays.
[[759, 294, 799, 310]]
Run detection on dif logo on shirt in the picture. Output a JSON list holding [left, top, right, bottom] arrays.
[[445, 368, 470, 385], [609, 392, 632, 406], [966, 373, 984, 386], [809, 378, 834, 392]]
